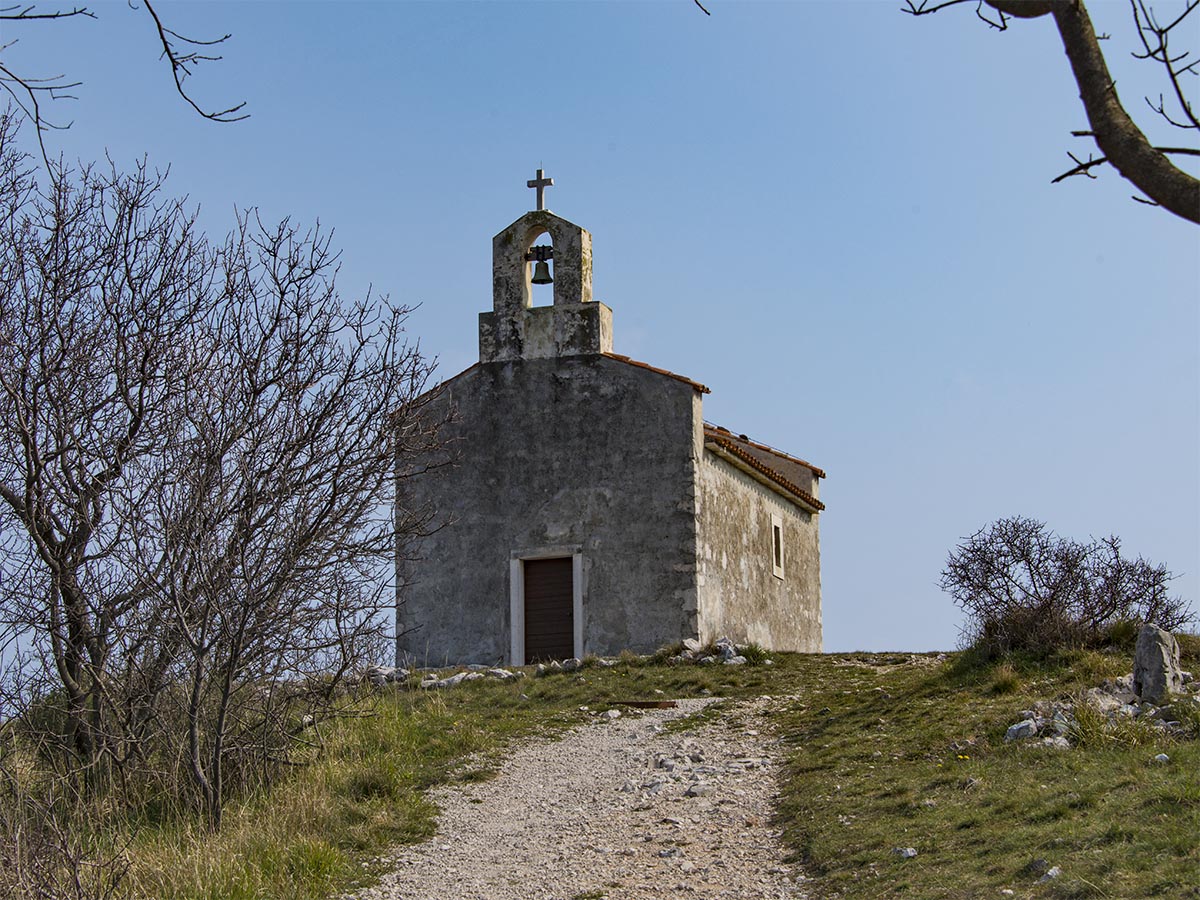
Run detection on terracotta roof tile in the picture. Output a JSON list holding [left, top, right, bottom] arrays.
[[602, 353, 711, 394], [704, 424, 825, 512], [705, 423, 825, 479]]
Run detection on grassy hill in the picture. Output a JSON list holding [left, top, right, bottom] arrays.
[[8, 642, 1197, 899]]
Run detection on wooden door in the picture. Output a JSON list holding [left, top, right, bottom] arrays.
[[523, 557, 574, 662]]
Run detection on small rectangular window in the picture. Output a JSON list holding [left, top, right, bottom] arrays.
[[771, 513, 784, 579]]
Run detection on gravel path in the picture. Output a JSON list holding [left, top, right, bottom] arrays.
[[348, 695, 808, 900]]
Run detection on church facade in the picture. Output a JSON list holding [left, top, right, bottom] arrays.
[[396, 181, 824, 666]]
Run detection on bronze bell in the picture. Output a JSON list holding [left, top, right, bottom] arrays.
[[531, 259, 553, 284]]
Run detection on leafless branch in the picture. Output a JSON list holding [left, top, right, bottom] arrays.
[[1053, 143, 1200, 182], [692, 0, 711, 15], [0, 1, 246, 166], [906, 0, 1199, 223], [0, 4, 93, 21], [140, 0, 246, 123], [901, 0, 977, 15], [1131, 0, 1200, 131]]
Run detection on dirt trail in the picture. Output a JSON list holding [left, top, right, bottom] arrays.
[[347, 696, 808, 900]]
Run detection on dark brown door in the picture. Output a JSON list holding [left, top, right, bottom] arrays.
[[523, 557, 574, 662]]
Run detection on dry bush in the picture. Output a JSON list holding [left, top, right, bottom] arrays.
[[941, 516, 1192, 658]]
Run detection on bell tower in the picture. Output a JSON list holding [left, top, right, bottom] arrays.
[[479, 170, 613, 364]]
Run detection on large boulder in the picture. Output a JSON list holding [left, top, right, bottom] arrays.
[[1133, 625, 1184, 704]]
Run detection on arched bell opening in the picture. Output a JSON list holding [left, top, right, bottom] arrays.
[[524, 228, 555, 308]]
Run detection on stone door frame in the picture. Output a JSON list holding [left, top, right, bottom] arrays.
[[509, 546, 583, 666]]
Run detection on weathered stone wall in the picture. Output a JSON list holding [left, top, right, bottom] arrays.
[[695, 455, 822, 652], [397, 354, 703, 666]]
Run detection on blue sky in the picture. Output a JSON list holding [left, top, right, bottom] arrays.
[[4, 0, 1196, 651]]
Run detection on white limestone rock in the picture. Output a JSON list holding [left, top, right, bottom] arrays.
[[1005, 719, 1039, 742], [1134, 625, 1184, 704]]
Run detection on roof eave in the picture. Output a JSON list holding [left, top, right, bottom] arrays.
[[705, 440, 824, 514]]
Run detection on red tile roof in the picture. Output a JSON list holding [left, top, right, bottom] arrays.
[[602, 353, 711, 394], [704, 423, 825, 479], [704, 424, 825, 512]]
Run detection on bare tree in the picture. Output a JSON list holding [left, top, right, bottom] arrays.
[[148, 214, 441, 829], [0, 2, 244, 164], [0, 114, 442, 827], [940, 516, 1193, 656], [902, 0, 1200, 224], [0, 117, 213, 779]]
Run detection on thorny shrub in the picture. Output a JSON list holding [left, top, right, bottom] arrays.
[[940, 517, 1192, 658]]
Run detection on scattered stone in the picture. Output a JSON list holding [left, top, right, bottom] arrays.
[[534, 663, 547, 677], [561, 657, 583, 673], [1036, 866, 1062, 883], [892, 847, 918, 859], [715, 637, 738, 661], [1153, 753, 1170, 764], [682, 637, 704, 654], [1134, 624, 1184, 703], [724, 655, 748, 666], [680, 860, 696, 873], [1039, 736, 1071, 750], [603, 709, 622, 720], [1005, 719, 1038, 742], [698, 656, 717, 665], [365, 665, 409, 686], [485, 668, 515, 680], [421, 671, 471, 689], [684, 782, 710, 798]]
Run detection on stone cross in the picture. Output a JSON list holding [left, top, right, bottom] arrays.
[[527, 168, 553, 211]]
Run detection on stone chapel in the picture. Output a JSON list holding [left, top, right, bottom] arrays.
[[396, 173, 825, 666]]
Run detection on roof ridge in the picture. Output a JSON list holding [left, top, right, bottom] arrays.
[[703, 422, 825, 479]]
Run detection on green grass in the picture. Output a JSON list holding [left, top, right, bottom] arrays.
[[772, 648, 1200, 900], [13, 643, 1198, 900]]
